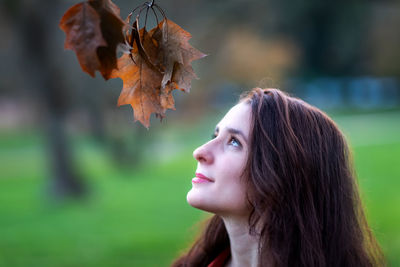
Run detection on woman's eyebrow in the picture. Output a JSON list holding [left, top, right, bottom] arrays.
[[214, 126, 248, 144]]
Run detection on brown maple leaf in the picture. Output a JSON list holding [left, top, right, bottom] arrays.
[[92, 0, 121, 16], [130, 18, 160, 72], [61, 0, 205, 127], [60, 0, 124, 80], [89, 0, 125, 79], [109, 18, 205, 127], [59, 2, 106, 77], [110, 28, 174, 128], [151, 19, 207, 92]]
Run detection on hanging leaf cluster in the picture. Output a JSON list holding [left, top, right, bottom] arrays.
[[59, 0, 206, 128]]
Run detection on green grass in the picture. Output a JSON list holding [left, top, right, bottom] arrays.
[[354, 144, 400, 266], [0, 111, 399, 266], [0, 131, 204, 267]]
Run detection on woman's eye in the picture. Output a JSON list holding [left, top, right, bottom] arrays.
[[229, 136, 241, 147]]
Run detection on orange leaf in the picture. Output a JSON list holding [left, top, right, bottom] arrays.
[[60, 1, 206, 127], [110, 29, 172, 128]]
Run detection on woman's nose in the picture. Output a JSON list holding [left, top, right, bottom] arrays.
[[193, 143, 214, 164]]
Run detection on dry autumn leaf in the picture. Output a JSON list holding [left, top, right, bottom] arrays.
[[151, 19, 207, 91], [110, 16, 205, 127], [110, 28, 175, 128], [60, 0, 205, 127], [59, 2, 106, 77], [59, 0, 124, 80]]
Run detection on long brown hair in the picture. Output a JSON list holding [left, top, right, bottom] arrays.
[[172, 88, 384, 267]]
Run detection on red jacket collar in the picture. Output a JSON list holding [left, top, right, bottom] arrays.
[[207, 248, 231, 267]]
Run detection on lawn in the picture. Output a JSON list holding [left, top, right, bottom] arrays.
[[0, 111, 399, 266]]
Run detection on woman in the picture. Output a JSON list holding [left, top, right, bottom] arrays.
[[173, 88, 384, 267]]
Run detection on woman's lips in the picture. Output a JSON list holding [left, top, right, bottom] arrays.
[[192, 173, 214, 183]]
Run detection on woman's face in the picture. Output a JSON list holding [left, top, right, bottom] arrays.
[[187, 102, 252, 218]]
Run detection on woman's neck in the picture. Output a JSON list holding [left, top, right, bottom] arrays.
[[221, 215, 259, 267]]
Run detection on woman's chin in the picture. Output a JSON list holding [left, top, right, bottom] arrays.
[[186, 189, 211, 211]]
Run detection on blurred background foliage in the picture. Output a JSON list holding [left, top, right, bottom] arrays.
[[0, 0, 399, 266]]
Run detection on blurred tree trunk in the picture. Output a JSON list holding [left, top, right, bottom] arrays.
[[17, 0, 86, 198]]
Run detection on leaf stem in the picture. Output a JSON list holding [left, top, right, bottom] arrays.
[[146, 0, 154, 8], [144, 6, 149, 28], [151, 7, 159, 25], [154, 4, 166, 20]]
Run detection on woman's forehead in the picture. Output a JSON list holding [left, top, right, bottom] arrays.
[[215, 103, 251, 135]]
